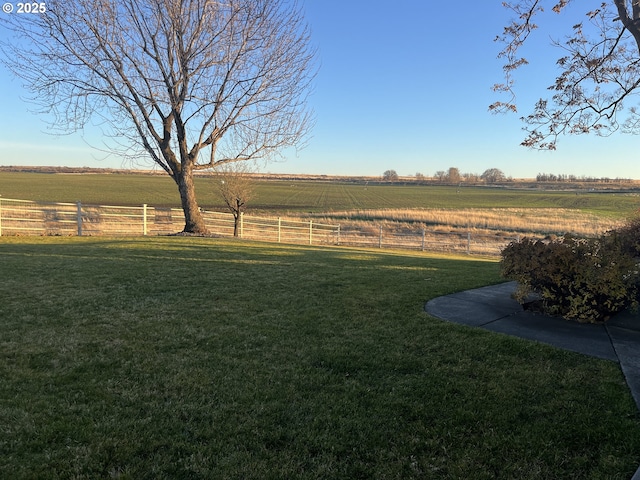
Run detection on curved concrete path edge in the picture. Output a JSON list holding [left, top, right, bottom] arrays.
[[424, 281, 640, 480]]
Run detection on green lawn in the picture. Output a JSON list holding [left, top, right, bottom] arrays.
[[0, 237, 638, 478], [1, 172, 638, 218]]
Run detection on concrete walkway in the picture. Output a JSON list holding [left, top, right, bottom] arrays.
[[424, 281, 640, 480]]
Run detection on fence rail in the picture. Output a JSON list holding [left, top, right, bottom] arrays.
[[0, 198, 340, 246], [336, 227, 515, 256], [0, 197, 516, 255]]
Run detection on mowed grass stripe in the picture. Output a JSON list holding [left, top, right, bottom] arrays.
[[0, 236, 639, 479]]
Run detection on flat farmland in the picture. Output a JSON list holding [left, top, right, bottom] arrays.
[[251, 181, 640, 219], [1, 172, 639, 218]]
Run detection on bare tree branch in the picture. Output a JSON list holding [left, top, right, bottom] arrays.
[[492, 0, 640, 151]]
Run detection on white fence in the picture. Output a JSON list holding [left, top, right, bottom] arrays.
[[0, 198, 340, 245], [0, 197, 515, 255], [336, 226, 515, 256]]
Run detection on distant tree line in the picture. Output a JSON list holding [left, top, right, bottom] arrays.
[[536, 173, 633, 183], [433, 167, 510, 184], [383, 167, 635, 185], [383, 167, 512, 184]]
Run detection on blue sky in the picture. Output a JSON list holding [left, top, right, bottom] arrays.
[[1, 1, 639, 179]]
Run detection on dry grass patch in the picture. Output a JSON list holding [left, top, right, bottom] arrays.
[[314, 208, 622, 237]]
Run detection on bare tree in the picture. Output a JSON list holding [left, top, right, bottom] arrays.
[[491, 1, 640, 151], [434, 170, 447, 183], [382, 169, 399, 182], [0, 0, 315, 234], [214, 163, 255, 237], [446, 167, 461, 184], [481, 168, 506, 184]]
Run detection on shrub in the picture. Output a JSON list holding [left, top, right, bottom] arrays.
[[501, 224, 640, 323], [607, 214, 640, 258]]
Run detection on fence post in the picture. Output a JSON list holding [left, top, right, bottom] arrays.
[[278, 217, 281, 243], [421, 228, 425, 251], [76, 201, 83, 236], [379, 225, 383, 248], [143, 204, 148, 236], [309, 220, 313, 245], [336, 224, 340, 245], [467, 232, 471, 255], [239, 212, 244, 238], [0, 195, 3, 236]]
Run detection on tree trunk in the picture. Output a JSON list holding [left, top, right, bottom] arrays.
[[175, 167, 208, 234], [233, 198, 242, 237], [233, 213, 239, 237]]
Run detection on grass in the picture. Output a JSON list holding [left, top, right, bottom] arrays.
[[316, 207, 623, 237], [251, 181, 640, 218], [0, 172, 180, 206], [1, 236, 639, 478], [1, 172, 639, 218]]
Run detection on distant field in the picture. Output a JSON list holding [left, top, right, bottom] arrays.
[[0, 172, 180, 206], [1, 171, 639, 219]]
